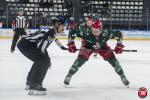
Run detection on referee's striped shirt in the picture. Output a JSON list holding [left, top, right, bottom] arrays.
[[23, 26, 56, 53], [12, 15, 29, 29]]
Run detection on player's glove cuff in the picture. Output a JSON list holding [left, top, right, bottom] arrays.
[[67, 42, 77, 53], [115, 43, 124, 54]]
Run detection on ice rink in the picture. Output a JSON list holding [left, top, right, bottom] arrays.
[[0, 39, 150, 100]]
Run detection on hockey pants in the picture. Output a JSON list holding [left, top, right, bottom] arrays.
[[17, 38, 51, 85]]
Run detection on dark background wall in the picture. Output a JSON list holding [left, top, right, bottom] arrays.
[[142, 0, 150, 29], [0, 0, 150, 30]]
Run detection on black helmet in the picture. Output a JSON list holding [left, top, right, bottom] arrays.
[[53, 16, 66, 25]]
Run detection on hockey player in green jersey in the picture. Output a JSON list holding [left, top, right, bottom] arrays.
[[64, 19, 129, 87]]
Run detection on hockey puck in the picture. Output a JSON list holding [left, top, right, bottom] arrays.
[[138, 87, 148, 98]]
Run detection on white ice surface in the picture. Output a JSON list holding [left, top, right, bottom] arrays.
[[0, 39, 150, 100]]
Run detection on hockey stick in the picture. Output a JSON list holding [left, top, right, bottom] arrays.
[[55, 39, 69, 50], [55, 39, 137, 52]]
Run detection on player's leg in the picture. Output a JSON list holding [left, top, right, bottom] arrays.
[[64, 57, 86, 85], [11, 29, 20, 53], [25, 53, 50, 89], [97, 45, 129, 86], [64, 47, 93, 85], [31, 51, 51, 86], [107, 58, 129, 86], [20, 28, 26, 38], [28, 55, 50, 95], [17, 39, 50, 94], [17, 38, 38, 88], [26, 51, 51, 88]]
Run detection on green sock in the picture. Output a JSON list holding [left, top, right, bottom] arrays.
[[107, 58, 125, 77], [68, 57, 86, 76]]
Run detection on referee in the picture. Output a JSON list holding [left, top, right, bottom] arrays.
[[17, 16, 66, 95], [11, 8, 29, 53]]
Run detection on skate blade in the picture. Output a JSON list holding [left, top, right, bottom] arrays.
[[65, 84, 73, 88], [124, 85, 129, 88], [65, 84, 69, 88], [28, 90, 47, 95]]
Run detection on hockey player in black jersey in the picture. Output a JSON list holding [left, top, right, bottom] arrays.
[[17, 16, 66, 95]]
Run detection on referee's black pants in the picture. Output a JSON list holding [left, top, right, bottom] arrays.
[[11, 28, 26, 51], [17, 38, 51, 86]]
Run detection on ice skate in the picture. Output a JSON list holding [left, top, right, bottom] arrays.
[[64, 75, 72, 87], [28, 90, 47, 95], [121, 76, 130, 88], [28, 84, 47, 95]]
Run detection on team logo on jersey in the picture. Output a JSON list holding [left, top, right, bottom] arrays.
[[79, 32, 84, 36], [102, 32, 108, 36], [85, 29, 90, 36], [109, 34, 113, 38]]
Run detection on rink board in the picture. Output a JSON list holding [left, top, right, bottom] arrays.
[[0, 29, 150, 40]]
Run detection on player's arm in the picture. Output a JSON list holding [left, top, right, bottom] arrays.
[[110, 30, 124, 54], [55, 39, 68, 50], [109, 30, 123, 43], [12, 20, 16, 31], [55, 23, 80, 52], [67, 29, 79, 53], [68, 29, 77, 42], [67, 22, 85, 53], [25, 17, 29, 29]]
